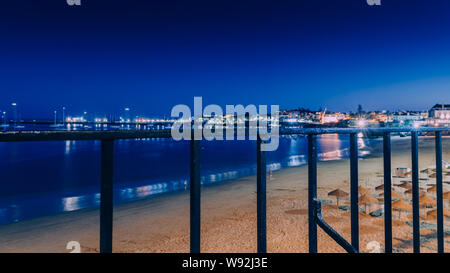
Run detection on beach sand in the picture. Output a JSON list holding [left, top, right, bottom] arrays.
[[0, 136, 449, 253]]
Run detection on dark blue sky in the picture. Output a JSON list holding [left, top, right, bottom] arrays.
[[1, 0, 450, 119]]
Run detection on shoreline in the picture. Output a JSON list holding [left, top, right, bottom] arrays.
[[0, 136, 449, 253]]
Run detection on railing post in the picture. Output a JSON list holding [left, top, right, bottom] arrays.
[[190, 135, 201, 253], [411, 131, 420, 253], [383, 132, 392, 253], [308, 134, 318, 253], [349, 133, 359, 251], [435, 131, 444, 253], [100, 139, 114, 253], [257, 137, 267, 253]]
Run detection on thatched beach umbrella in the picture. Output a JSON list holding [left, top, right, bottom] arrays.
[[396, 181, 412, 190], [427, 185, 437, 193], [419, 193, 435, 209], [421, 166, 436, 174], [405, 189, 428, 199], [443, 191, 450, 200], [358, 186, 370, 195], [375, 184, 384, 191], [328, 189, 349, 208], [379, 190, 402, 200], [359, 194, 379, 214], [404, 189, 425, 195], [427, 208, 450, 219], [392, 191, 403, 199], [419, 193, 435, 217], [392, 199, 411, 218], [440, 191, 450, 208]]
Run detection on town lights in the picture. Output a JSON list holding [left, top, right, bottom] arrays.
[[357, 119, 366, 127]]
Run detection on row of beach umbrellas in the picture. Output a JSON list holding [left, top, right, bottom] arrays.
[[327, 183, 450, 217]]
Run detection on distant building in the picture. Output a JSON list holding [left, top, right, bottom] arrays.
[[322, 113, 346, 124], [429, 104, 450, 119], [279, 108, 319, 124], [429, 104, 450, 126], [392, 112, 423, 122]]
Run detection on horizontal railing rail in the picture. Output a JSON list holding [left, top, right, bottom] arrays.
[[0, 127, 448, 253]]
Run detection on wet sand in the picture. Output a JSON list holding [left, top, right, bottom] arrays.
[[0, 136, 449, 253]]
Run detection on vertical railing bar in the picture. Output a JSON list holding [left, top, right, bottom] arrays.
[[100, 139, 114, 253], [383, 132, 392, 253], [435, 131, 444, 253], [190, 133, 201, 253], [411, 131, 420, 253], [257, 137, 267, 253], [349, 133, 359, 251], [308, 134, 318, 253]]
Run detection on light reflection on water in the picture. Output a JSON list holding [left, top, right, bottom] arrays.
[[62, 196, 86, 212], [65, 140, 73, 155], [0, 134, 372, 225]]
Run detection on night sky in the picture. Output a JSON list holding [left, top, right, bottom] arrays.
[[1, 0, 450, 120]]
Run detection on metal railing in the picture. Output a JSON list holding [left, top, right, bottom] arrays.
[[301, 127, 449, 253], [0, 127, 448, 253]]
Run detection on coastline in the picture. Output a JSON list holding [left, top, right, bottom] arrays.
[[0, 136, 448, 253]]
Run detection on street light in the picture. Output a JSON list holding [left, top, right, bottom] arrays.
[[1, 111, 6, 125], [124, 107, 130, 123], [11, 102, 17, 127]]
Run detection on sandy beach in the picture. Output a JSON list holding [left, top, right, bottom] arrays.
[[0, 136, 449, 253]]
